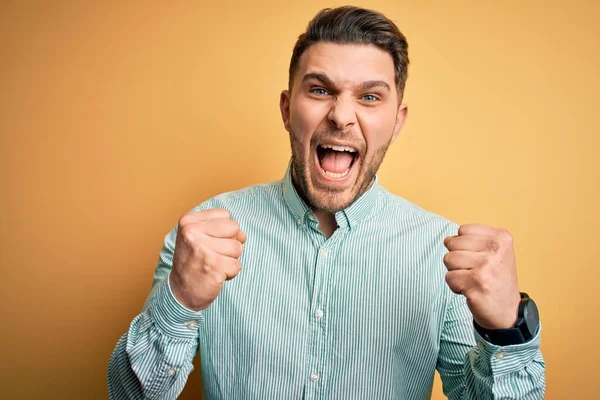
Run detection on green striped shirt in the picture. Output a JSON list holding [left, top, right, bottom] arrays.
[[108, 164, 545, 399]]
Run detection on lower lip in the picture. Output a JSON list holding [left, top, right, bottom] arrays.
[[313, 151, 357, 185]]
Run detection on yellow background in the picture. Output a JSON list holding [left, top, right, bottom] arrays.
[[1, 1, 598, 399]]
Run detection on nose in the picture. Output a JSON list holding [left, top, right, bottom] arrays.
[[327, 97, 356, 131]]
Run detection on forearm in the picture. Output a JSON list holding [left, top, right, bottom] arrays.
[[108, 277, 203, 400], [438, 292, 545, 400]]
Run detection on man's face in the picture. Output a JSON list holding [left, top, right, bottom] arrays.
[[280, 43, 408, 213]]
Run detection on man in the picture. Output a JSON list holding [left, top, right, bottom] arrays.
[[108, 6, 545, 399]]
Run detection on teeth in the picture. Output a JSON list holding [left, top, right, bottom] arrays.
[[322, 167, 351, 178], [320, 144, 356, 153]]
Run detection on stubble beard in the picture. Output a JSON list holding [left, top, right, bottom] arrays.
[[289, 130, 391, 213]]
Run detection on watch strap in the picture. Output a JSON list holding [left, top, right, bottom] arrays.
[[474, 320, 527, 345], [473, 292, 536, 346]]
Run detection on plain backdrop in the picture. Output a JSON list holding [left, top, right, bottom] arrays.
[[1, 1, 598, 399]]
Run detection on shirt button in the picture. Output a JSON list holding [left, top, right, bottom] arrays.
[[496, 352, 505, 359], [320, 249, 327, 258], [315, 309, 323, 318], [297, 219, 302, 225], [186, 321, 197, 329], [311, 374, 319, 382], [167, 369, 176, 376]]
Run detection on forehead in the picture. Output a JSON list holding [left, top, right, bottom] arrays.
[[295, 42, 395, 87]]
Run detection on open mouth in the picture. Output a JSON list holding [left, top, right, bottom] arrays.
[[316, 144, 358, 179]]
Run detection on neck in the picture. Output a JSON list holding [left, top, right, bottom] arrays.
[[313, 209, 337, 238], [291, 166, 338, 238]]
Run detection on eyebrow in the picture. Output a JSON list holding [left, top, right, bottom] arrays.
[[302, 72, 391, 93], [302, 73, 338, 91], [358, 80, 391, 92]]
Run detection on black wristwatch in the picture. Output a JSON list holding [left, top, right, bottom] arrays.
[[473, 292, 539, 346]]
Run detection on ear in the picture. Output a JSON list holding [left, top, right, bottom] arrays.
[[280, 90, 291, 132], [390, 103, 408, 144]]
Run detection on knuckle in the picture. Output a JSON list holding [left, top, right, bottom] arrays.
[[444, 236, 454, 249], [180, 224, 191, 235], [443, 252, 452, 265], [226, 219, 240, 231], [213, 208, 231, 219], [444, 271, 453, 284], [234, 241, 244, 257], [193, 242, 206, 255], [457, 224, 470, 236], [178, 213, 193, 227], [498, 229, 513, 243], [199, 262, 212, 276], [224, 258, 241, 280], [204, 251, 218, 267], [488, 238, 500, 252], [471, 270, 490, 293], [179, 225, 196, 244], [478, 254, 489, 267], [444, 272, 461, 294], [231, 258, 242, 272], [471, 268, 484, 282], [200, 261, 211, 274], [197, 245, 213, 265]]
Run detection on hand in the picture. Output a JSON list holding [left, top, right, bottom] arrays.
[[443, 224, 521, 330], [169, 209, 246, 311]]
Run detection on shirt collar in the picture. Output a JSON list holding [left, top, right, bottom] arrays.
[[281, 160, 381, 230]]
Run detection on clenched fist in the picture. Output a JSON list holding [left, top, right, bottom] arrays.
[[443, 224, 521, 330], [169, 209, 246, 311]]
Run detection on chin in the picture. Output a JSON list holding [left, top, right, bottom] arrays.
[[306, 184, 357, 213]]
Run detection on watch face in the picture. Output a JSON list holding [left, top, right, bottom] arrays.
[[523, 300, 540, 334]]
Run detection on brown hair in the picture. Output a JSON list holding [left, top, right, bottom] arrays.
[[288, 6, 410, 99]]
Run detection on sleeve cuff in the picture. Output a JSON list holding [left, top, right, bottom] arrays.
[[148, 272, 204, 340], [474, 323, 543, 375]]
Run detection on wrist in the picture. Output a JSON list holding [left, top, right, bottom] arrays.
[[148, 277, 203, 340], [474, 292, 540, 346], [169, 271, 212, 312], [474, 291, 521, 330], [169, 272, 198, 311]]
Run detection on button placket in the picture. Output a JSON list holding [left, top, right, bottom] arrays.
[[306, 242, 331, 397]]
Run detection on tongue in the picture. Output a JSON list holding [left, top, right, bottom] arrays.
[[320, 150, 354, 173]]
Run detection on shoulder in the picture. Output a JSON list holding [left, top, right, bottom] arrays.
[[189, 179, 283, 214]]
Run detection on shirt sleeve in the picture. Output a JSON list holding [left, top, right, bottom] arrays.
[[437, 291, 546, 399], [107, 226, 204, 400]]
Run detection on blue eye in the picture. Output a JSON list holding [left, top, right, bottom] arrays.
[[363, 94, 378, 102], [311, 88, 329, 96]]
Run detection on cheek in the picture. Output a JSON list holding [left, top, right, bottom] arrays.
[[359, 107, 398, 150], [290, 97, 329, 139]]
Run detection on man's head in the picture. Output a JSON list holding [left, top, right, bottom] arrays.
[[280, 6, 410, 213]]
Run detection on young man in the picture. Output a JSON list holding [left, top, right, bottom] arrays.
[[108, 6, 545, 399]]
